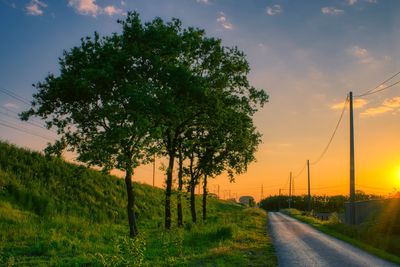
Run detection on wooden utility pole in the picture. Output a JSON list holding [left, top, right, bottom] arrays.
[[152, 154, 156, 187], [349, 91, 356, 225], [278, 188, 282, 210], [261, 184, 264, 201], [307, 159, 311, 211], [289, 172, 292, 209]]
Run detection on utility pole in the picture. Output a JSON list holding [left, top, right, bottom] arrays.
[[261, 184, 264, 201], [349, 91, 356, 225], [152, 154, 156, 187], [278, 188, 282, 211], [307, 159, 311, 212], [218, 185, 220, 199], [289, 172, 292, 209]]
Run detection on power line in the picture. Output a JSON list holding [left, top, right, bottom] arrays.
[[0, 119, 54, 141], [355, 70, 400, 97], [355, 79, 400, 98], [0, 106, 44, 126], [0, 110, 56, 133], [293, 162, 307, 178], [310, 96, 349, 165], [0, 87, 31, 106]]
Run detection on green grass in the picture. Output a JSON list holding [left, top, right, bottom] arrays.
[[282, 208, 400, 265], [0, 141, 277, 266]]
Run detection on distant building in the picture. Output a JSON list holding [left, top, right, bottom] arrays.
[[239, 196, 255, 206]]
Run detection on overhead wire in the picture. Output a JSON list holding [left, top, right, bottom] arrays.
[[292, 162, 307, 178], [0, 110, 56, 133], [355, 70, 400, 97], [285, 71, 400, 196], [0, 86, 31, 106], [0, 119, 54, 141], [355, 79, 400, 97], [310, 96, 349, 165]]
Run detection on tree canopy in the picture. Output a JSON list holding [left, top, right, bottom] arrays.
[[22, 12, 268, 234]]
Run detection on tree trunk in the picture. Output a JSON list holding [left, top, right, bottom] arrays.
[[190, 179, 197, 223], [125, 168, 138, 237], [177, 150, 184, 227], [165, 152, 175, 229], [202, 174, 208, 221]]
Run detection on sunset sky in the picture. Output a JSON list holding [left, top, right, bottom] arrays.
[[1, 0, 400, 200]]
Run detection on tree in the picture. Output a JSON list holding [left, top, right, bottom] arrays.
[[21, 13, 162, 237], [150, 19, 267, 227], [182, 107, 262, 222]]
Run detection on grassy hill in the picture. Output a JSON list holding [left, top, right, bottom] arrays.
[[0, 141, 276, 266]]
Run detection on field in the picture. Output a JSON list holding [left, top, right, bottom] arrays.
[[0, 141, 276, 266]]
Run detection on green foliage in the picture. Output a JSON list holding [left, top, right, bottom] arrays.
[[260, 193, 382, 212], [95, 235, 146, 267], [0, 141, 277, 266]]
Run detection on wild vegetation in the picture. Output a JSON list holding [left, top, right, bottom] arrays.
[[0, 141, 277, 266], [259, 192, 383, 212]]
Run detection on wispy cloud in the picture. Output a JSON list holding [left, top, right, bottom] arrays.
[[361, 106, 392, 116], [348, 45, 389, 67], [331, 99, 367, 110], [349, 45, 368, 58], [103, 5, 123, 16], [3, 102, 18, 109], [347, 0, 378, 5], [196, 0, 209, 4], [217, 12, 233, 30], [266, 4, 283, 16], [321, 7, 344, 15], [26, 0, 47, 16], [68, 0, 100, 16], [383, 96, 400, 108], [68, 0, 124, 17], [361, 96, 400, 117]]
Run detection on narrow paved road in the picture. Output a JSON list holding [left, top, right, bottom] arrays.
[[268, 212, 398, 267]]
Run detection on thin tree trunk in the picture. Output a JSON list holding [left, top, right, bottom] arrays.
[[125, 167, 138, 237], [190, 179, 197, 223], [177, 150, 183, 227], [165, 152, 175, 229], [202, 174, 208, 221]]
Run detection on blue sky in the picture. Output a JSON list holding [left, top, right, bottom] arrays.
[[1, 0, 400, 198]]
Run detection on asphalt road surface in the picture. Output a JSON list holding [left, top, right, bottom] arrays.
[[268, 212, 399, 267]]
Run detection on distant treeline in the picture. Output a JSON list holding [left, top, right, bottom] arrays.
[[259, 191, 383, 212]]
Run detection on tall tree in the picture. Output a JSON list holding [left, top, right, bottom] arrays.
[[184, 108, 262, 222], [154, 22, 267, 228], [21, 13, 163, 237]]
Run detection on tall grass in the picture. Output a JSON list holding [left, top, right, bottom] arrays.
[[0, 141, 277, 266]]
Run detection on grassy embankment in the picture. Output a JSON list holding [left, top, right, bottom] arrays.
[[281, 208, 400, 265], [0, 141, 276, 266]]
